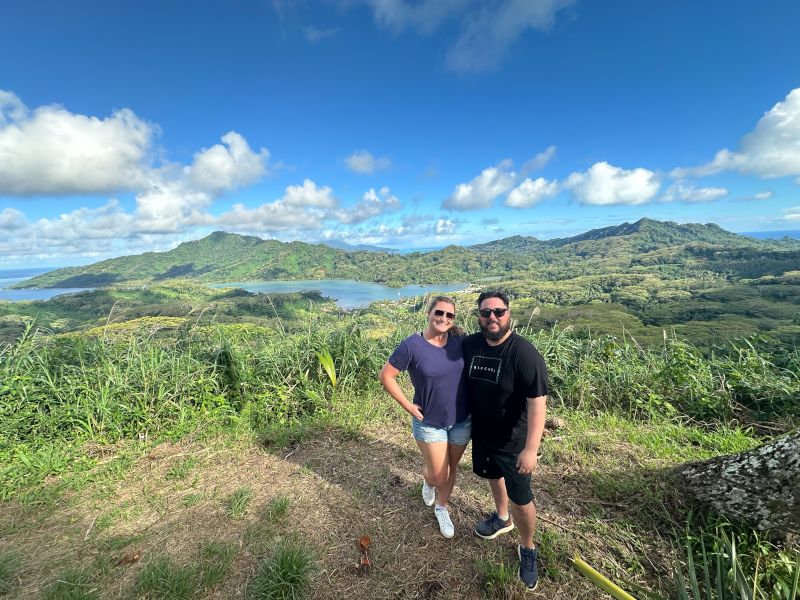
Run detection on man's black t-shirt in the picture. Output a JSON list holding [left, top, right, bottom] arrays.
[[462, 332, 549, 454]]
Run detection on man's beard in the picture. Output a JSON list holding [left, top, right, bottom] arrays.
[[480, 321, 510, 341]]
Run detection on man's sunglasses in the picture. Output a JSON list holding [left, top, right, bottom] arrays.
[[432, 309, 455, 320], [478, 307, 508, 318]]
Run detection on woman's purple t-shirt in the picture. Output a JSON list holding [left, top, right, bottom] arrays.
[[388, 333, 468, 428]]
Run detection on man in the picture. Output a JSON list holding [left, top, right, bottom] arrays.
[[462, 291, 549, 591]]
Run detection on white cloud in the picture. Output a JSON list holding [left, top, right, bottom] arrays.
[[445, 0, 575, 72], [187, 131, 269, 194], [564, 161, 660, 206], [333, 186, 401, 223], [0, 207, 26, 230], [0, 90, 273, 246], [402, 213, 436, 227], [353, 0, 572, 73], [134, 181, 214, 234], [0, 91, 155, 196], [216, 202, 325, 232], [303, 25, 339, 43], [344, 150, 391, 174], [782, 206, 800, 222], [661, 180, 728, 203], [359, 0, 469, 34], [504, 177, 559, 208], [282, 179, 337, 208], [752, 190, 774, 200], [672, 88, 800, 179], [34, 200, 137, 241], [0, 90, 28, 125], [443, 159, 516, 210], [435, 218, 457, 235], [521, 145, 556, 175]]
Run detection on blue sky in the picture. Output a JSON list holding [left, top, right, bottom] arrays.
[[1, 0, 800, 267]]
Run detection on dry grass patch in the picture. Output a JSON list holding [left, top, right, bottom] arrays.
[[0, 416, 689, 599]]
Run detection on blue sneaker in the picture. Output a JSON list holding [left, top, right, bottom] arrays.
[[474, 512, 514, 540], [518, 545, 539, 591]]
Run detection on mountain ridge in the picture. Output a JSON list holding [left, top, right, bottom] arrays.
[[15, 219, 800, 289]]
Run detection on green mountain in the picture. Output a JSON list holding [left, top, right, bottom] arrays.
[[16, 219, 800, 289]]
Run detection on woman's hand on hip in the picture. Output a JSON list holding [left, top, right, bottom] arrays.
[[407, 403, 424, 421]]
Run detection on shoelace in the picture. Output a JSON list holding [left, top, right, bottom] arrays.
[[520, 548, 536, 569]]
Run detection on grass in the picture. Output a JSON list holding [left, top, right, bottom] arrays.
[[134, 556, 199, 600], [42, 568, 98, 600], [198, 541, 237, 589], [133, 543, 236, 600], [248, 540, 315, 600], [165, 457, 198, 481], [264, 495, 290, 524], [0, 551, 21, 595], [181, 492, 204, 507], [226, 487, 254, 518], [476, 547, 519, 599]]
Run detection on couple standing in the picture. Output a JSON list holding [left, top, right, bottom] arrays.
[[379, 291, 549, 591]]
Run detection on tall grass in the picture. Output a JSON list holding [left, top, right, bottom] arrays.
[[1, 318, 797, 499], [633, 521, 800, 600]]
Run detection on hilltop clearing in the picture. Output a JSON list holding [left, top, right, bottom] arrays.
[[0, 411, 767, 599]]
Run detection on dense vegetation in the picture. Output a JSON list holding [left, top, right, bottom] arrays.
[[17, 218, 800, 290]]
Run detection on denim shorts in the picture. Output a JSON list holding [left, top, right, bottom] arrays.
[[411, 415, 471, 445]]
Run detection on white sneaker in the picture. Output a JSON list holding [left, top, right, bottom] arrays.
[[421, 479, 436, 506], [434, 505, 454, 539]]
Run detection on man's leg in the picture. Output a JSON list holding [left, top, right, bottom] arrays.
[[509, 500, 536, 548], [489, 478, 510, 519]]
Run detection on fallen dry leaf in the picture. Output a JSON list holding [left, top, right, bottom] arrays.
[[115, 550, 142, 566]]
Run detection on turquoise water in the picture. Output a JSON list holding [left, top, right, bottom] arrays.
[[0, 268, 91, 302], [212, 279, 468, 309]]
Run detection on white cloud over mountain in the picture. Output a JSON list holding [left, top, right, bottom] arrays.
[[672, 88, 800, 180], [505, 177, 559, 208], [565, 162, 660, 206], [187, 132, 270, 194], [443, 159, 517, 210], [334, 187, 401, 223], [661, 181, 728, 203]]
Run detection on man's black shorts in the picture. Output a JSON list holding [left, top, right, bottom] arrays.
[[472, 440, 533, 505]]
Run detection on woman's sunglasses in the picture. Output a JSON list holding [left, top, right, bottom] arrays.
[[432, 309, 455, 320], [478, 307, 508, 318]]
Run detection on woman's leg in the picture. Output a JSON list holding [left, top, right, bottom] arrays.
[[416, 440, 449, 489], [436, 443, 467, 506]]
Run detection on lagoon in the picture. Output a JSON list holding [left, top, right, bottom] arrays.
[[212, 279, 469, 309], [0, 268, 91, 302]]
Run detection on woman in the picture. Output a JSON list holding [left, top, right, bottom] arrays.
[[379, 296, 470, 538]]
